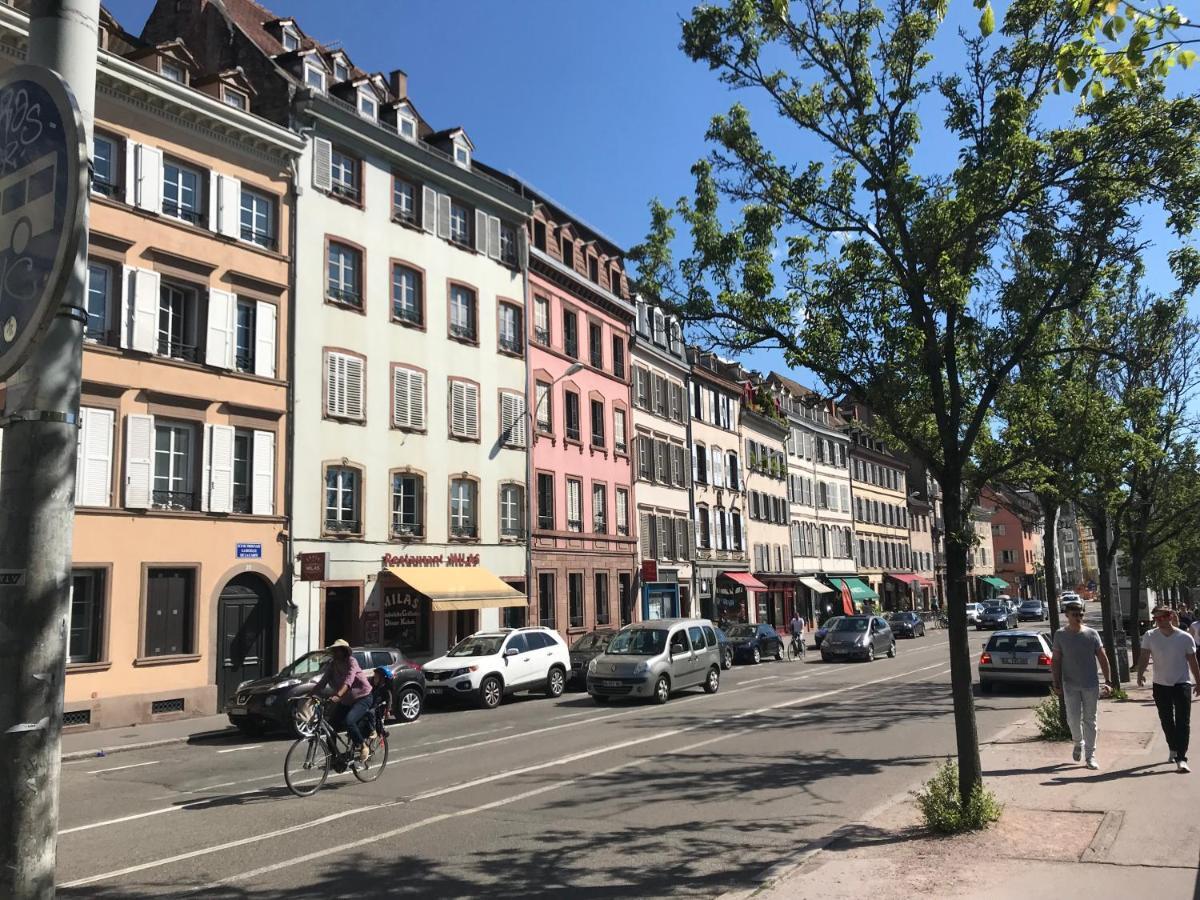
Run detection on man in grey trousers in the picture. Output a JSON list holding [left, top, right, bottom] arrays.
[[1052, 599, 1111, 770]]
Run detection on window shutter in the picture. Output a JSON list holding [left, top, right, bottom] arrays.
[[675, 518, 688, 561], [123, 140, 137, 206], [124, 413, 154, 509], [450, 381, 466, 436], [487, 215, 502, 260], [639, 510, 652, 558], [712, 447, 723, 487], [127, 267, 160, 353], [502, 391, 526, 447], [474, 209, 488, 254], [205, 288, 235, 369], [252, 430, 275, 515], [207, 170, 220, 232], [344, 356, 364, 419], [409, 369, 426, 430], [662, 516, 675, 559], [421, 186, 437, 233], [691, 445, 698, 482], [76, 407, 114, 507], [254, 301, 277, 379], [220, 175, 241, 238], [436, 193, 451, 240], [464, 383, 479, 438], [312, 137, 332, 191], [326, 352, 341, 416], [134, 144, 163, 211], [393, 367, 412, 428], [206, 423, 235, 513]]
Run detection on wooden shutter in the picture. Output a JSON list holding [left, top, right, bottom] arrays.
[[437, 193, 452, 240], [464, 382, 479, 438], [126, 267, 160, 353], [487, 215, 502, 260], [76, 407, 113, 508], [312, 137, 332, 191], [124, 413, 154, 509], [450, 381, 466, 436], [712, 447, 723, 487], [669, 383, 682, 421], [123, 139, 137, 206], [327, 352, 364, 419], [568, 480, 581, 525], [501, 391, 526, 447], [639, 510, 654, 559], [675, 518, 688, 561], [474, 209, 488, 254], [207, 170, 220, 232], [691, 445, 698, 482], [205, 424, 235, 513], [135, 144, 162, 211], [220, 174, 242, 238], [393, 367, 413, 428], [205, 288, 235, 368], [252, 430, 275, 515], [343, 356, 364, 419], [422, 186, 437, 233], [254, 301, 277, 379]]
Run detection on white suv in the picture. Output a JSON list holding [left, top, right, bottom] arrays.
[[421, 628, 571, 709]]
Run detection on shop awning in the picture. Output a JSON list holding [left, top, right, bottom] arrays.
[[720, 571, 768, 591], [799, 576, 834, 595], [385, 567, 527, 611], [828, 577, 879, 602], [979, 576, 1009, 590], [886, 572, 922, 587]]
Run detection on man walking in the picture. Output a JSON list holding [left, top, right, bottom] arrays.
[[1136, 606, 1200, 773], [1052, 599, 1111, 770]]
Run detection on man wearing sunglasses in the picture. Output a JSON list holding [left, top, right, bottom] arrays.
[[1137, 606, 1200, 773], [1052, 599, 1111, 769]]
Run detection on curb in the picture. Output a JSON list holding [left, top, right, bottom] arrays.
[[61, 727, 236, 761]]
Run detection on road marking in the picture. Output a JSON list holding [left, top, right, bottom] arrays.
[[86, 761, 159, 775], [407, 725, 513, 748], [216, 745, 261, 754], [61, 659, 946, 890], [734, 675, 778, 686]]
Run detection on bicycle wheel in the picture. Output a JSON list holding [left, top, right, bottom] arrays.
[[786, 641, 798, 661], [353, 732, 388, 783], [284, 736, 331, 797]]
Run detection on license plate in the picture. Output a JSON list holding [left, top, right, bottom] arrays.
[[228, 708, 247, 716], [426, 686, 443, 694], [829, 647, 845, 654], [601, 680, 623, 687], [1001, 657, 1023, 665]]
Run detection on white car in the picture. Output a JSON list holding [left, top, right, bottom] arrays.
[[420, 627, 571, 710], [1059, 592, 1084, 611], [965, 602, 984, 625]]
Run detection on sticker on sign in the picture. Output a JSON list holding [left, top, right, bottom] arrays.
[[0, 570, 27, 587]]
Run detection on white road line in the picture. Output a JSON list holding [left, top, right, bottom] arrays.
[[734, 675, 779, 686], [216, 745, 262, 754], [86, 761, 159, 775], [61, 659, 946, 890], [407, 725, 513, 748]]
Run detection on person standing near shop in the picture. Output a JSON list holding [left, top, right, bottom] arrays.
[[1137, 606, 1200, 773], [1052, 599, 1111, 770]]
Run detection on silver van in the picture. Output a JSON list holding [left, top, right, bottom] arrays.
[[586, 618, 722, 704]]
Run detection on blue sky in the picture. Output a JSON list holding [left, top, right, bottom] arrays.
[[106, 0, 1200, 391]]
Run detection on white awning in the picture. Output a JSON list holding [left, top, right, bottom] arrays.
[[799, 576, 834, 595]]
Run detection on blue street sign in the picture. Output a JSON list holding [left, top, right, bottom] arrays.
[[0, 65, 87, 381], [236, 543, 262, 559]]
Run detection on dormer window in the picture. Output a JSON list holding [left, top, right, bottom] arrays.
[[281, 25, 301, 52], [222, 87, 248, 111], [305, 64, 325, 92], [453, 139, 470, 168], [161, 59, 185, 84], [358, 89, 377, 121], [397, 107, 417, 141], [333, 59, 349, 82]]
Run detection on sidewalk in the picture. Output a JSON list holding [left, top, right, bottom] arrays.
[[60, 713, 236, 761], [740, 687, 1200, 899]]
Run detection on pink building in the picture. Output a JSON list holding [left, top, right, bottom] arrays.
[[981, 486, 1044, 600], [526, 197, 638, 638]]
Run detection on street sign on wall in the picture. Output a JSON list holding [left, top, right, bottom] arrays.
[[0, 65, 87, 382], [298, 552, 327, 581], [236, 543, 262, 559]]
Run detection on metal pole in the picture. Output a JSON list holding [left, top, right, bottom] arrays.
[[0, 2, 97, 897]]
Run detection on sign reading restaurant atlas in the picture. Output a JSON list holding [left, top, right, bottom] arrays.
[[381, 552, 481, 568]]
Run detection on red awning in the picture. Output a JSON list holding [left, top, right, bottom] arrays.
[[886, 572, 922, 587], [721, 571, 768, 591]]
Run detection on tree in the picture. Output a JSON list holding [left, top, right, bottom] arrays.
[[632, 0, 1200, 811]]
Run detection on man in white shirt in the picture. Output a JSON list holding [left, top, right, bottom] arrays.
[[1137, 606, 1200, 773]]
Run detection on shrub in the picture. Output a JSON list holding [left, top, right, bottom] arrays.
[[1107, 686, 1129, 701], [914, 758, 1003, 834], [1034, 695, 1073, 741]]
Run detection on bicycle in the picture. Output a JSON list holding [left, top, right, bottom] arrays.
[[283, 697, 389, 797], [786, 633, 807, 661]]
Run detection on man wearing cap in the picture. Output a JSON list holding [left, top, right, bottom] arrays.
[[314, 639, 373, 762], [1136, 606, 1200, 773], [1052, 599, 1111, 770]]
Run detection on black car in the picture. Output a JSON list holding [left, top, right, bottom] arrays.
[[888, 611, 925, 638], [1017, 600, 1047, 621], [567, 629, 616, 687], [976, 605, 1018, 630], [712, 627, 735, 670], [724, 623, 785, 664], [224, 646, 425, 736]]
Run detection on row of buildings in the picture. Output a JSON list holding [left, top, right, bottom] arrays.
[[0, 0, 1057, 731]]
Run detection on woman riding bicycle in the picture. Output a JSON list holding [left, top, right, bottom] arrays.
[[314, 639, 373, 762]]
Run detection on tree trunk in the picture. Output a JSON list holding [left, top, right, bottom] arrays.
[[1129, 550, 1145, 663], [942, 480, 982, 808], [1039, 496, 1070, 733], [1091, 510, 1123, 688]]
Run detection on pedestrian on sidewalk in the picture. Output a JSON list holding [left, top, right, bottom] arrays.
[[1052, 599, 1111, 770], [1136, 606, 1200, 773]]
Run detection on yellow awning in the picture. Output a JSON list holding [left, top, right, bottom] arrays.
[[384, 567, 527, 611]]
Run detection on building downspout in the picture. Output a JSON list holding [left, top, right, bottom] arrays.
[[520, 194, 533, 624], [685, 367, 698, 618]]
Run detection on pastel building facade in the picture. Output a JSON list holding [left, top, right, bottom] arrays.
[[741, 394, 793, 628]]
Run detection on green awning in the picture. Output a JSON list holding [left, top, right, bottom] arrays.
[[979, 576, 1009, 590], [829, 577, 879, 602]]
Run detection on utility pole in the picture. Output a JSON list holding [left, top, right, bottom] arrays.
[[0, 2, 97, 897]]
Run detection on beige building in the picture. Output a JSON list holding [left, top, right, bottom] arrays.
[[0, 6, 303, 729]]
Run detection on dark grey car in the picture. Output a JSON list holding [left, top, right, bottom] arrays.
[[976, 604, 1018, 630], [820, 615, 896, 662]]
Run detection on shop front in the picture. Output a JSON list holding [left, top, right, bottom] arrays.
[[755, 578, 797, 630], [886, 572, 928, 611], [798, 576, 835, 625], [640, 561, 681, 620], [978, 575, 1009, 601], [826, 576, 878, 615], [717, 571, 766, 626]]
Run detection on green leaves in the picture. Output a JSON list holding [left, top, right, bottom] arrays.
[[979, 2, 995, 37]]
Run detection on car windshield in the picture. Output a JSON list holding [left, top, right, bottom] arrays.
[[606, 629, 668, 656], [819, 617, 842, 630], [279, 651, 330, 679], [833, 618, 869, 633], [726, 625, 758, 638], [447, 635, 505, 657], [571, 632, 611, 652], [1020, 601, 1040, 607], [988, 636, 1045, 653], [984, 606, 1006, 614], [888, 613, 912, 622]]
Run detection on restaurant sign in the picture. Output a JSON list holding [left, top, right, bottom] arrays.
[[381, 552, 481, 568]]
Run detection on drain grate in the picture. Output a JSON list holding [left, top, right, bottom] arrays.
[[62, 709, 91, 728], [150, 697, 185, 715]]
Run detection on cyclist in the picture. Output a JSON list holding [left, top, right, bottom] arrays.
[[314, 639, 373, 762], [789, 613, 806, 659]]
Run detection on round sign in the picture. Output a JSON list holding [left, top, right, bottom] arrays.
[[0, 64, 87, 382]]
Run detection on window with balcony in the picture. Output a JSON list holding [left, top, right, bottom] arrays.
[[613, 408, 627, 453], [533, 295, 550, 346], [231, 429, 253, 513], [85, 261, 114, 345], [239, 186, 276, 248], [590, 399, 605, 448], [612, 335, 625, 379], [563, 309, 578, 358], [392, 177, 418, 225], [330, 148, 359, 202], [592, 483, 608, 533], [564, 390, 581, 442], [535, 382, 552, 434], [162, 159, 204, 224], [448, 284, 477, 342], [152, 421, 197, 510], [325, 465, 361, 534], [615, 487, 630, 536], [537, 473, 555, 530], [566, 478, 582, 532], [391, 472, 424, 538], [499, 224, 517, 265], [450, 477, 478, 539], [157, 283, 199, 362], [391, 263, 423, 326], [498, 302, 522, 355], [589, 321, 603, 369], [91, 133, 120, 197], [500, 483, 525, 539], [449, 200, 471, 246], [234, 298, 256, 373], [326, 241, 362, 308]]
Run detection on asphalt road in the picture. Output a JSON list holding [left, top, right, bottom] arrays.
[[55, 623, 1055, 899]]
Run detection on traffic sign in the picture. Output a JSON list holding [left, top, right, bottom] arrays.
[[0, 65, 87, 382]]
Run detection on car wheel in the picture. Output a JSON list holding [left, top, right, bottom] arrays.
[[887, 641, 896, 658], [653, 675, 671, 704], [394, 686, 422, 723], [821, 653, 832, 663], [479, 676, 503, 710], [593, 694, 610, 704], [980, 681, 993, 694], [752, 646, 761, 665], [723, 648, 733, 670], [774, 642, 784, 661], [919, 625, 925, 637], [545, 666, 566, 698], [866, 643, 875, 662], [704, 666, 720, 694]]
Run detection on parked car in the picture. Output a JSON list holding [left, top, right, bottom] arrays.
[[820, 615, 896, 662], [965, 603, 984, 625], [712, 627, 735, 670], [1017, 599, 1047, 621], [978, 630, 1054, 693], [587, 619, 722, 704], [976, 604, 1018, 630], [888, 611, 925, 638], [814, 616, 843, 649], [567, 629, 616, 688], [1059, 592, 1084, 612], [724, 622, 786, 664], [226, 646, 425, 737], [421, 627, 570, 709]]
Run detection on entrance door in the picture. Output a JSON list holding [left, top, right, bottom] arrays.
[[217, 575, 276, 710], [619, 573, 633, 626], [324, 586, 359, 647]]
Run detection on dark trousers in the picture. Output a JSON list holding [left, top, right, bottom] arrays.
[[330, 695, 373, 746], [1152, 682, 1193, 761]]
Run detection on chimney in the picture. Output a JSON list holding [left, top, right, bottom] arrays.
[[389, 69, 408, 100]]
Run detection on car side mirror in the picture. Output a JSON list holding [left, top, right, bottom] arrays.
[[505, 647, 519, 656]]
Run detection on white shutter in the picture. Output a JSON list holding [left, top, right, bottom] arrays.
[[205, 288, 235, 368], [254, 301, 276, 379], [487, 215, 502, 260], [569, 481, 581, 524], [135, 144, 163, 212], [691, 445, 698, 481], [129, 267, 160, 353], [436, 193, 451, 240], [393, 366, 427, 429], [326, 352, 341, 416], [712, 447, 724, 487], [124, 414, 154, 509], [421, 186, 437, 233], [343, 356, 364, 420], [201, 423, 211, 513], [207, 170, 220, 231], [219, 175, 241, 238], [75, 407, 114, 507], [463, 382, 479, 439], [502, 391, 526, 448], [206, 424, 234, 513], [252, 430, 275, 516], [474, 209, 488, 254], [123, 140, 137, 206], [326, 352, 364, 420], [312, 137, 332, 191], [409, 370, 426, 430], [450, 381, 466, 436]]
